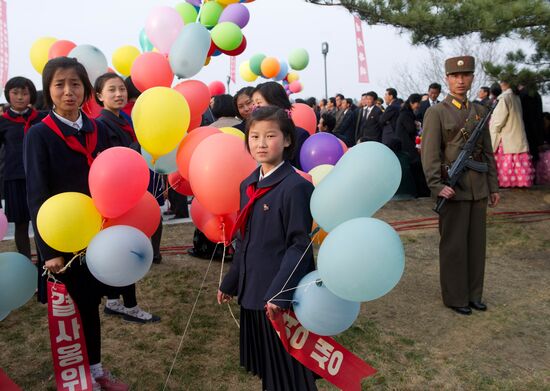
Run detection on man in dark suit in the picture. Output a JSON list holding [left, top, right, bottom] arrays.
[[475, 86, 491, 107], [416, 83, 442, 124], [333, 98, 356, 146], [355, 91, 382, 143], [334, 93, 346, 130], [379, 87, 401, 145]]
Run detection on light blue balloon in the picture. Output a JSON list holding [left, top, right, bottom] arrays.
[[317, 217, 405, 302], [273, 60, 289, 81], [0, 310, 9, 321], [86, 226, 153, 287], [0, 252, 37, 311], [293, 270, 360, 336], [310, 141, 401, 232], [142, 146, 178, 174], [68, 44, 108, 84], [169, 23, 211, 79], [139, 28, 154, 52]]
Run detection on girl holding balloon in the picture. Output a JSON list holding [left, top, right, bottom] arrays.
[[24, 57, 129, 390], [218, 106, 318, 391]]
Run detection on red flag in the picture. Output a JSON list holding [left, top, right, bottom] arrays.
[[270, 310, 376, 391], [0, 369, 22, 391], [230, 56, 236, 83], [353, 15, 369, 83], [0, 0, 9, 88], [47, 281, 94, 391]]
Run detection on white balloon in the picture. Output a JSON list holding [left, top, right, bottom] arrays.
[[68, 44, 108, 84]]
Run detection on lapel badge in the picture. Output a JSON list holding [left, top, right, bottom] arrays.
[[263, 204, 269, 211]]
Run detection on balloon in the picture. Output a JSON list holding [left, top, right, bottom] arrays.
[[86, 226, 154, 287], [261, 57, 281, 79], [222, 35, 247, 56], [311, 142, 401, 231], [219, 3, 250, 28], [308, 164, 334, 186], [292, 103, 317, 135], [104, 192, 161, 237], [37, 192, 102, 253], [145, 6, 184, 54], [300, 133, 343, 173], [189, 133, 257, 215], [200, 1, 224, 28], [142, 146, 178, 174], [217, 0, 240, 5], [112, 45, 141, 77], [209, 81, 226, 96], [293, 271, 360, 336], [132, 87, 190, 160], [175, 2, 199, 24], [30, 37, 57, 74], [249, 53, 266, 76], [173, 80, 211, 117], [317, 217, 405, 302], [287, 71, 300, 83], [288, 48, 310, 71], [289, 81, 303, 94], [176, 126, 221, 180], [188, 113, 203, 131], [68, 44, 108, 84], [131, 52, 174, 92], [48, 39, 76, 60], [89, 147, 150, 218], [139, 28, 154, 52], [312, 222, 328, 245], [220, 126, 245, 140], [0, 310, 9, 321], [81, 95, 102, 118], [168, 172, 194, 196], [211, 22, 243, 51], [338, 139, 349, 153], [294, 168, 313, 184], [274, 60, 289, 81], [190, 198, 236, 244], [169, 23, 211, 79], [0, 210, 8, 240], [187, 0, 202, 5], [239, 60, 258, 82], [0, 253, 37, 311]]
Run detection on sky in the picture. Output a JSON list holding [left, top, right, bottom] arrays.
[[3, 0, 548, 110]]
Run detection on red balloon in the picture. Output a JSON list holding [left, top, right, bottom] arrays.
[[222, 36, 247, 56], [173, 80, 211, 118], [294, 168, 313, 184], [189, 133, 257, 215], [48, 40, 77, 59], [207, 40, 218, 57], [338, 138, 349, 153], [190, 198, 236, 245], [82, 95, 102, 118], [131, 52, 174, 92], [168, 172, 193, 196], [103, 192, 160, 237], [176, 126, 220, 180], [89, 147, 150, 218], [292, 103, 317, 135], [188, 114, 202, 132], [208, 81, 226, 96]]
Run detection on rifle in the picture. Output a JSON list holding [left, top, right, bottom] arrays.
[[433, 103, 496, 214]]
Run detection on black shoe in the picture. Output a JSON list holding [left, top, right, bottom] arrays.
[[449, 306, 472, 315], [152, 255, 162, 264], [469, 301, 487, 311]]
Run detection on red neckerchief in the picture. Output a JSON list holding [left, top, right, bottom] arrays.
[[99, 112, 137, 142], [42, 114, 98, 166], [2, 109, 39, 133], [230, 183, 274, 240]]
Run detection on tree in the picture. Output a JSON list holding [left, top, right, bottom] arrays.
[[306, 0, 550, 92]]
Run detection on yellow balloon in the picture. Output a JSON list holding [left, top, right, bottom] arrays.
[[287, 71, 300, 83], [204, 56, 212, 66], [220, 127, 245, 140], [216, 0, 239, 5], [112, 45, 141, 76], [308, 164, 334, 186], [37, 192, 102, 253], [132, 87, 190, 160], [30, 37, 57, 74], [239, 60, 258, 82]]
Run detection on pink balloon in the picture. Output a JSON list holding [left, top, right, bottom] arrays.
[[292, 103, 317, 135], [0, 210, 8, 240], [190, 198, 236, 245], [173, 80, 211, 117], [145, 6, 184, 54], [208, 81, 226, 96], [294, 168, 313, 184], [131, 52, 174, 92], [289, 81, 303, 94]]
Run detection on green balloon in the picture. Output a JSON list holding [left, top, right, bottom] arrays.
[[200, 1, 223, 28], [175, 2, 198, 24], [211, 22, 243, 51], [288, 48, 310, 71], [249, 53, 266, 76]]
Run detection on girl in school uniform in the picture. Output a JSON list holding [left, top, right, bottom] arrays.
[[24, 57, 129, 391], [0, 77, 46, 258], [233, 86, 255, 132], [94, 72, 160, 324], [218, 106, 317, 391]]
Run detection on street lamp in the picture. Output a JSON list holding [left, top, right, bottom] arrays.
[[321, 42, 329, 100]]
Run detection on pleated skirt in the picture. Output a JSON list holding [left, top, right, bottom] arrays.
[[240, 307, 318, 391], [4, 179, 30, 223]]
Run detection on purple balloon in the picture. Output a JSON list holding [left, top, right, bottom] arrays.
[[186, 0, 202, 6], [218, 4, 250, 28], [300, 133, 344, 173]]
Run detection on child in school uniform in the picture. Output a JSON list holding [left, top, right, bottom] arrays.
[[218, 106, 318, 391], [94, 72, 160, 324], [0, 77, 46, 258], [24, 57, 129, 391]]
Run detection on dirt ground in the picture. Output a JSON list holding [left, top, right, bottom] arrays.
[[1, 187, 549, 390]]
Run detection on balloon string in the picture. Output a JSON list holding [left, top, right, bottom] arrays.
[[41, 251, 85, 277], [217, 224, 240, 328]]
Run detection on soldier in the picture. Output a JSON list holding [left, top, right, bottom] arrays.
[[421, 56, 500, 315]]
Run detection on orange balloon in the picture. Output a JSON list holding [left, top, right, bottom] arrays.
[[48, 40, 77, 59], [176, 126, 221, 180], [260, 57, 281, 79], [189, 133, 257, 215], [292, 103, 317, 135], [312, 222, 328, 245], [103, 192, 161, 237], [168, 172, 193, 196], [130, 52, 174, 92], [190, 198, 236, 245]]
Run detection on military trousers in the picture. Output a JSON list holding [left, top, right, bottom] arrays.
[[438, 198, 488, 307]]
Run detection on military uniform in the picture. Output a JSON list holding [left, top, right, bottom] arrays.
[[421, 56, 499, 308]]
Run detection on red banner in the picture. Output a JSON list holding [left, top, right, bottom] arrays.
[[230, 56, 236, 83], [0, 0, 9, 89], [0, 368, 22, 391], [270, 310, 376, 391], [353, 15, 369, 83], [47, 281, 93, 391]]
